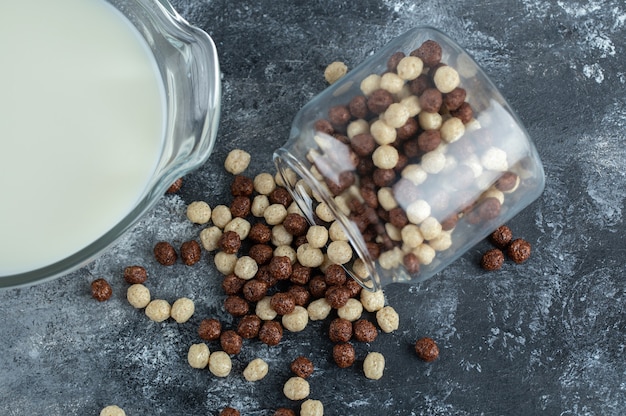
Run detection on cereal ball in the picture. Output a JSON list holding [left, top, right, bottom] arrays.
[[243, 358, 269, 382], [242, 279, 268, 303], [333, 342, 356, 368], [200, 226, 223, 252], [282, 305, 309, 332], [251, 194, 270, 217], [264, 203, 288, 225], [259, 321, 283, 346], [186, 201, 212, 224], [490, 225, 513, 249], [222, 273, 246, 295], [380, 72, 404, 94], [397, 56, 423, 81], [376, 306, 399, 333], [329, 317, 353, 343], [225, 217, 252, 240], [401, 164, 427, 186], [297, 244, 325, 268], [91, 278, 112, 302], [198, 318, 221, 341], [274, 409, 296, 416], [187, 343, 210, 369], [220, 408, 240, 416], [254, 172, 277, 195], [328, 221, 348, 241], [306, 226, 329, 249], [419, 216, 442, 241], [271, 224, 293, 247], [237, 314, 262, 339], [123, 265, 147, 284], [401, 224, 424, 249], [100, 405, 126, 416], [290, 263, 312, 286], [145, 299, 171, 322], [360, 74, 382, 95], [383, 103, 410, 129], [288, 285, 311, 306], [224, 295, 249, 317], [406, 199, 431, 225], [214, 252, 238, 275], [414, 243, 436, 265], [414, 337, 439, 362], [269, 187, 293, 207], [370, 119, 397, 146], [418, 111, 442, 130], [208, 350, 232, 377], [495, 171, 520, 193], [411, 39, 442, 67], [154, 241, 177, 266], [440, 117, 465, 143], [363, 352, 385, 380], [282, 213, 309, 237], [249, 222, 272, 244], [234, 256, 258, 280], [166, 177, 183, 194], [481, 248, 505, 271], [224, 149, 251, 174], [301, 400, 324, 416], [353, 319, 378, 343], [372, 145, 399, 170], [229, 196, 251, 218], [347, 118, 370, 139], [507, 238, 532, 264], [127, 284, 151, 309], [291, 356, 314, 379], [327, 241, 352, 265], [220, 330, 243, 355], [256, 296, 278, 321], [324, 61, 348, 84], [433, 65, 460, 93], [314, 202, 335, 223], [360, 289, 385, 312], [283, 377, 310, 401], [307, 298, 332, 321], [209, 204, 232, 229], [325, 285, 351, 309], [337, 298, 363, 322], [429, 231, 452, 251], [421, 151, 446, 174], [269, 255, 293, 280], [231, 175, 254, 197], [271, 292, 296, 315], [171, 297, 195, 323], [180, 240, 202, 266], [481, 147, 509, 171]]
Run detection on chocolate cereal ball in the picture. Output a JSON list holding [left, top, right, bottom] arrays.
[[329, 318, 353, 343], [259, 321, 283, 346], [283, 213, 309, 236], [270, 292, 296, 315], [308, 276, 328, 299], [220, 407, 240, 416], [180, 240, 202, 266], [274, 409, 296, 416], [237, 314, 262, 339], [414, 337, 439, 362], [198, 318, 221, 341], [91, 278, 112, 302], [480, 248, 505, 271], [287, 285, 311, 306], [223, 295, 250, 317], [269, 256, 292, 280], [218, 231, 241, 254], [123, 265, 147, 284], [154, 241, 177, 266], [507, 238, 532, 264], [489, 225, 513, 249], [325, 285, 351, 309], [242, 279, 268, 302], [353, 319, 378, 343], [230, 175, 254, 197], [290, 356, 314, 379], [220, 330, 243, 355], [333, 342, 356, 368], [221, 274, 246, 295]]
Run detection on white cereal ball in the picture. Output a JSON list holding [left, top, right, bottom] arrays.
[[145, 299, 171, 322], [395, 84, 412, 100], [397, 56, 423, 81], [401, 224, 424, 249], [337, 298, 363, 322], [224, 149, 251, 174], [372, 145, 399, 169], [421, 151, 446, 174], [256, 296, 278, 321], [315, 202, 335, 223], [347, 118, 370, 139], [380, 72, 405, 94], [370, 119, 397, 145], [352, 258, 370, 281], [127, 284, 151, 309], [171, 297, 195, 323], [481, 147, 509, 171], [282, 305, 309, 332], [272, 224, 293, 247], [440, 117, 465, 143], [334, 195, 351, 216], [187, 343, 210, 369], [414, 243, 436, 265], [418, 111, 442, 130], [234, 256, 258, 280], [429, 230, 452, 251], [328, 221, 348, 241], [324, 61, 348, 84], [100, 405, 126, 416], [297, 243, 325, 268], [401, 164, 427, 186], [378, 247, 402, 270], [211, 205, 232, 229], [251, 194, 270, 217], [385, 222, 402, 241], [419, 216, 442, 241], [287, 201, 304, 215], [406, 199, 431, 225], [254, 172, 276, 195], [327, 240, 353, 265], [208, 350, 232, 377], [363, 352, 385, 380], [301, 399, 324, 416], [360, 289, 385, 312], [400, 95, 422, 117], [275, 168, 297, 188], [434, 65, 461, 93], [264, 203, 288, 225], [243, 358, 269, 382], [306, 225, 329, 248], [200, 226, 223, 251], [383, 103, 410, 129], [483, 187, 505, 204], [214, 251, 238, 275], [378, 187, 398, 211], [376, 305, 400, 333], [275, 245, 297, 264], [186, 201, 212, 224], [224, 217, 251, 240], [307, 298, 332, 321], [462, 156, 483, 178], [283, 376, 310, 401], [360, 74, 382, 95]]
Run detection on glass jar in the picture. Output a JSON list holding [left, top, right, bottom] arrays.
[[274, 27, 544, 291]]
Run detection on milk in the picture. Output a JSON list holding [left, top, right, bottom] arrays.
[[0, 0, 165, 275]]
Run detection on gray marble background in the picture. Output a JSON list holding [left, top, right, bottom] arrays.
[[2, 0, 626, 415]]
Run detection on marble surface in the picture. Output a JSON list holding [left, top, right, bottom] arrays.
[[2, 0, 626, 415]]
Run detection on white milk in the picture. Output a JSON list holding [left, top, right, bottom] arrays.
[[0, 0, 165, 275]]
